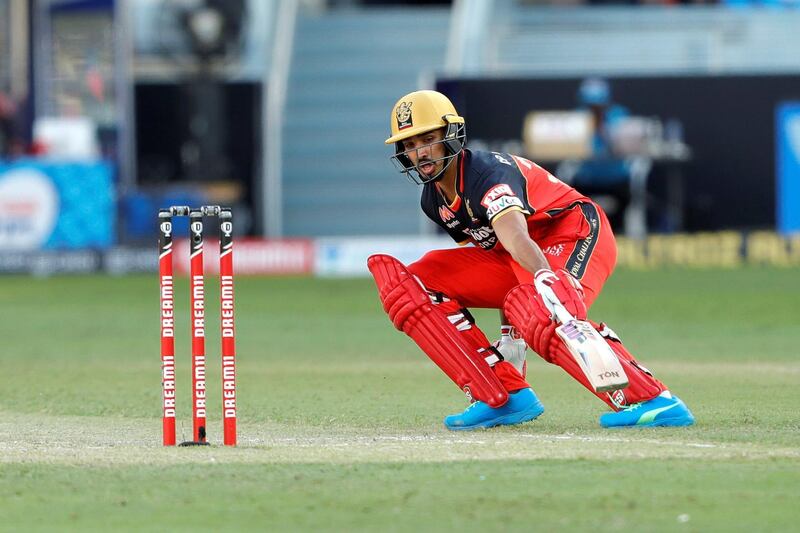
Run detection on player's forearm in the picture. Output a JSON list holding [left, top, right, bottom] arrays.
[[492, 211, 550, 275], [502, 230, 550, 275]]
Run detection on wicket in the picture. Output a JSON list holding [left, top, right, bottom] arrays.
[[158, 205, 238, 446]]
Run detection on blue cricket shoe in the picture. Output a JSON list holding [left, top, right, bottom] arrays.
[[444, 388, 544, 431], [600, 391, 695, 428]]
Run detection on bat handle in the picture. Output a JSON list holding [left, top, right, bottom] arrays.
[[534, 272, 577, 326], [552, 301, 576, 326]]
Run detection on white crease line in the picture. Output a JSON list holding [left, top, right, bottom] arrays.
[[1, 433, 719, 449], [534, 433, 718, 448], [241, 433, 718, 450]]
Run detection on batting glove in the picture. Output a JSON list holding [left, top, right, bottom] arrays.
[[494, 325, 528, 377]]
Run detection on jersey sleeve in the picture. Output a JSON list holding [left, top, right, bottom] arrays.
[[471, 153, 533, 224]]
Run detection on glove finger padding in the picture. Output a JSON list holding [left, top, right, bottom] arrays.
[[503, 284, 559, 363], [533, 269, 587, 321], [504, 284, 668, 410], [555, 268, 587, 318]]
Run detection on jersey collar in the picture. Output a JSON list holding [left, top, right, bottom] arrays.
[[435, 151, 465, 211]]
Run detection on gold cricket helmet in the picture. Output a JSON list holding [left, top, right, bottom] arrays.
[[385, 90, 466, 185]]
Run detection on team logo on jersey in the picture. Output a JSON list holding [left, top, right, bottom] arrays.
[[480, 184, 515, 207], [438, 205, 455, 222], [465, 199, 474, 219], [395, 101, 413, 130]]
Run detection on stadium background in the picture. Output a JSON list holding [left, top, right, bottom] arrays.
[[1, 0, 800, 272], [1, 1, 800, 531]]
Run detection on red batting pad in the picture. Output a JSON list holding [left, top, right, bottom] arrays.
[[504, 284, 665, 410], [368, 254, 509, 407]]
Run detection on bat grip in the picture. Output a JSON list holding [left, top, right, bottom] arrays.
[[551, 300, 576, 326], [539, 285, 576, 325], [534, 270, 576, 326]]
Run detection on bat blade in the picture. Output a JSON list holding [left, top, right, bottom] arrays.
[[555, 319, 629, 393]]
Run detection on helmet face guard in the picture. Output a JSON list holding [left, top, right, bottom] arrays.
[[385, 90, 466, 185], [389, 118, 466, 185]]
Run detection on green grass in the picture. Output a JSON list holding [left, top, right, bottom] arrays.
[[1, 267, 799, 532]]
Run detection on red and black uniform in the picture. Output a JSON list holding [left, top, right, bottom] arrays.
[[412, 149, 616, 308], [409, 149, 666, 409]]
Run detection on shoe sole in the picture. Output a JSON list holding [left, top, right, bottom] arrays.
[[601, 415, 695, 429], [640, 415, 695, 427], [445, 402, 545, 431]]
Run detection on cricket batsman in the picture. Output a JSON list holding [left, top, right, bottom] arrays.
[[368, 90, 695, 430]]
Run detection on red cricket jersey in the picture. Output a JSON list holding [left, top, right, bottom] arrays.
[[415, 148, 616, 305]]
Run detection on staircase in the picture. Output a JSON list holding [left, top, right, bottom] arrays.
[[282, 7, 450, 236]]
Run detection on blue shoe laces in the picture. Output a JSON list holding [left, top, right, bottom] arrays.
[[621, 394, 674, 412], [463, 401, 481, 413], [620, 401, 645, 412]]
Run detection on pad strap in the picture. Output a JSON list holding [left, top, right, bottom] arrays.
[[503, 284, 666, 410], [368, 254, 510, 407]]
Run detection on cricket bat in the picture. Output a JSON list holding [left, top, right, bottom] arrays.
[[548, 299, 629, 393]]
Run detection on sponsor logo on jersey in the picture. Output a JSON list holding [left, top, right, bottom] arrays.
[[395, 101, 413, 130], [476, 237, 497, 249], [462, 225, 497, 249], [569, 229, 595, 278], [486, 195, 524, 218], [566, 204, 600, 279], [480, 184, 515, 207], [543, 243, 565, 257], [439, 205, 455, 222], [463, 226, 493, 241]]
